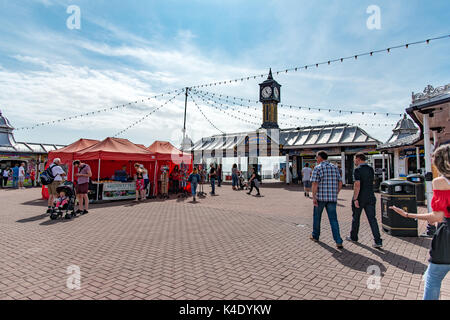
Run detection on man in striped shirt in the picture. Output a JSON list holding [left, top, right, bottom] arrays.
[[310, 150, 344, 249]]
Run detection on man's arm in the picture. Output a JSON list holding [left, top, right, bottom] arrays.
[[338, 181, 343, 194], [312, 182, 319, 206], [353, 181, 360, 200]]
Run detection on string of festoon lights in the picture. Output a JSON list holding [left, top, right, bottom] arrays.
[[194, 90, 341, 128], [192, 91, 262, 126], [15, 88, 185, 131], [192, 89, 402, 117], [194, 89, 398, 128], [113, 91, 183, 137], [189, 34, 450, 89], [189, 94, 226, 134], [194, 91, 300, 128]]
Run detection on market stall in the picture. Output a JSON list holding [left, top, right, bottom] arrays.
[[147, 141, 193, 196], [75, 137, 156, 202], [42, 138, 99, 199]]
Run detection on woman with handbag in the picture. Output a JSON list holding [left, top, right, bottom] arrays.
[[390, 144, 450, 300]]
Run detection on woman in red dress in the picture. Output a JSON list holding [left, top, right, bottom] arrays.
[[390, 144, 450, 300]]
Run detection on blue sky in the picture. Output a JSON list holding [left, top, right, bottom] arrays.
[[0, 0, 449, 146]]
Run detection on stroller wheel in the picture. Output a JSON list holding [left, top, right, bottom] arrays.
[[50, 213, 57, 220], [64, 214, 72, 220]]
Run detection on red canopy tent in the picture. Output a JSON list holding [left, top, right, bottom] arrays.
[[42, 138, 99, 199], [74, 137, 157, 201], [147, 141, 192, 195]]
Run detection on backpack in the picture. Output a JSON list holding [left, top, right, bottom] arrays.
[[40, 164, 57, 185]]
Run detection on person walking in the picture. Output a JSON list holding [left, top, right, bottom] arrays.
[[346, 153, 383, 248], [1, 167, 9, 188], [73, 160, 92, 215], [209, 163, 217, 195], [18, 162, 26, 189], [247, 167, 261, 196], [231, 163, 239, 191], [188, 167, 201, 202], [217, 164, 223, 187], [310, 150, 344, 249], [390, 144, 450, 300], [47, 158, 66, 213], [12, 164, 19, 189], [302, 163, 313, 197], [140, 164, 149, 197]]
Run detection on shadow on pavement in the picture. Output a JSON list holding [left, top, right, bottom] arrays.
[[318, 241, 388, 275], [353, 241, 428, 275], [21, 199, 47, 207], [17, 213, 48, 223]]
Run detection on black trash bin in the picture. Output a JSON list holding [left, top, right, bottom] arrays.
[[380, 179, 418, 237], [406, 174, 426, 205]]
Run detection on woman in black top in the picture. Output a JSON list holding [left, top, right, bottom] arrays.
[[247, 167, 261, 196]]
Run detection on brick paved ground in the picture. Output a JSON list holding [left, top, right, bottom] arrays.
[[0, 183, 449, 300]]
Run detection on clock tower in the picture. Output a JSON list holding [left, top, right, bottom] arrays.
[[259, 68, 281, 129]]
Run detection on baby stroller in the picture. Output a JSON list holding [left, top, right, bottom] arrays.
[[50, 181, 77, 220], [238, 173, 247, 190]]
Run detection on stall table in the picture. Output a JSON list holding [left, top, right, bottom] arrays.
[[90, 181, 136, 202]]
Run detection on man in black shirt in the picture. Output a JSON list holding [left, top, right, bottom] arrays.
[[209, 163, 217, 195], [346, 153, 383, 248]]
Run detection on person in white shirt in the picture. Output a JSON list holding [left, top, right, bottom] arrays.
[[302, 163, 313, 197], [47, 158, 67, 213], [1, 167, 10, 188], [18, 162, 26, 189]]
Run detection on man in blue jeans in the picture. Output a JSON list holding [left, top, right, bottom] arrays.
[[310, 151, 344, 249], [12, 164, 19, 189]]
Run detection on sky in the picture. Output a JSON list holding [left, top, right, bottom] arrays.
[[0, 0, 449, 147]]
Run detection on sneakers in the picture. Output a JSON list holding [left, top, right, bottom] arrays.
[[336, 243, 344, 249], [81, 210, 88, 215], [46, 207, 54, 214], [256, 193, 261, 196], [345, 236, 358, 243], [419, 232, 434, 238], [373, 243, 383, 249]]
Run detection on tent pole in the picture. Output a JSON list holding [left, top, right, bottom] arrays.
[[153, 160, 158, 196], [96, 158, 101, 201]]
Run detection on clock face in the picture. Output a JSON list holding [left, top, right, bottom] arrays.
[[273, 87, 279, 99], [261, 86, 272, 98]]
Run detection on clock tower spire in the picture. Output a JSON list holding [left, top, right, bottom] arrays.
[[259, 68, 281, 129]]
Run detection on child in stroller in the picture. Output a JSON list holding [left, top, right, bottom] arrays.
[[50, 181, 77, 220]]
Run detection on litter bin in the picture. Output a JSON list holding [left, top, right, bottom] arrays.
[[406, 174, 426, 205], [380, 179, 418, 237]]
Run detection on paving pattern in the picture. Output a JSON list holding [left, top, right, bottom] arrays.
[[0, 183, 449, 300]]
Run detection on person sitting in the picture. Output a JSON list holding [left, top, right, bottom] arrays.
[[54, 190, 69, 213]]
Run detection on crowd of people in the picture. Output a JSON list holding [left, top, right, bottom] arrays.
[[0, 162, 36, 189], [7, 144, 449, 300]]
